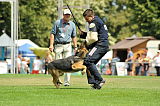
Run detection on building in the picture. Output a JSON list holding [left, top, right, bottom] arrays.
[[110, 36, 157, 62], [0, 32, 13, 60]]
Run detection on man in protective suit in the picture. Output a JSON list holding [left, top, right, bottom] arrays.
[[80, 9, 109, 89]]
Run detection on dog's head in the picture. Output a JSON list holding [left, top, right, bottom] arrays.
[[76, 43, 88, 58]]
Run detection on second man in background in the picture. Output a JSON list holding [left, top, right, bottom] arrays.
[[49, 9, 77, 86]]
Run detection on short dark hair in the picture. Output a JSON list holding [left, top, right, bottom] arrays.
[[83, 9, 94, 17]]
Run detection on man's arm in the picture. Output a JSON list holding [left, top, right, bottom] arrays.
[[126, 56, 133, 62], [125, 56, 134, 62], [49, 34, 54, 52], [125, 52, 134, 62], [72, 37, 77, 49]]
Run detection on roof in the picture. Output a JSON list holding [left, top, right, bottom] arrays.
[[0, 33, 14, 47], [16, 39, 39, 47], [110, 37, 155, 49]]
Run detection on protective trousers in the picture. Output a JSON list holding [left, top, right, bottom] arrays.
[[84, 41, 109, 85]]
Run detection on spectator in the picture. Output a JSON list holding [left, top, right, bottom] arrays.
[[134, 53, 143, 76], [21, 58, 29, 74], [49, 9, 77, 86], [106, 60, 112, 75], [111, 53, 120, 75], [32, 56, 43, 74], [125, 48, 134, 76], [153, 50, 160, 76], [17, 54, 22, 74], [142, 53, 150, 76]]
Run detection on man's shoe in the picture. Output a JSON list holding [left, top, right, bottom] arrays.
[[91, 79, 106, 89], [99, 79, 106, 87], [91, 84, 101, 90], [64, 83, 70, 86]]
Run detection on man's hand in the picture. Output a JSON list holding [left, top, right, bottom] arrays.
[[49, 45, 54, 52], [74, 47, 78, 55]]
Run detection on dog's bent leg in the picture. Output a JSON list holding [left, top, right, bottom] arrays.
[[48, 62, 63, 88], [48, 69, 58, 88], [53, 69, 61, 88], [48, 67, 61, 88], [57, 71, 64, 84]]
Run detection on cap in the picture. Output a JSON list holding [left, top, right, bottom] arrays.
[[63, 9, 71, 15]]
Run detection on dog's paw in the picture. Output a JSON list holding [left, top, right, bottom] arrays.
[[55, 84, 60, 89], [55, 85, 60, 89]]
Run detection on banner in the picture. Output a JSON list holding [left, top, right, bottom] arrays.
[[116, 62, 127, 76]]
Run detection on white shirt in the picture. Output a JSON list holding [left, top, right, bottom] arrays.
[[154, 56, 160, 67], [33, 59, 42, 70], [17, 58, 21, 64]]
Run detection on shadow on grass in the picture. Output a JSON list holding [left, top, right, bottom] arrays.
[[41, 87, 90, 90]]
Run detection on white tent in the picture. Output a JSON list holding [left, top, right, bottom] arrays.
[[96, 50, 113, 65], [147, 40, 160, 56], [0, 33, 13, 47], [101, 50, 113, 60], [16, 39, 39, 47]]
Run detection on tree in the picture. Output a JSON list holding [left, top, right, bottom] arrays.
[[0, 2, 11, 36], [19, 0, 57, 47], [1, 0, 159, 47], [90, 0, 139, 43], [130, 0, 160, 39]]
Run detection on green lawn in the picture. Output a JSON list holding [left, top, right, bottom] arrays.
[[0, 74, 160, 106]]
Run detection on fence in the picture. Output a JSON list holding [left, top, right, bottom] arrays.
[[98, 61, 158, 76]]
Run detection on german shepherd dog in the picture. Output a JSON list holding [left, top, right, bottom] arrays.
[[48, 44, 88, 88]]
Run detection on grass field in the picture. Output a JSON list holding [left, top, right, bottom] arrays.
[[0, 74, 160, 106]]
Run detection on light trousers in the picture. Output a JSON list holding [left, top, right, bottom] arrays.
[[54, 43, 72, 84]]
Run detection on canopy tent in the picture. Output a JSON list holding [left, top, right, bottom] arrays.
[[0, 32, 13, 47], [16, 39, 39, 47], [18, 43, 36, 57]]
